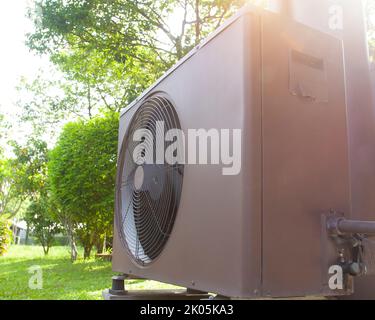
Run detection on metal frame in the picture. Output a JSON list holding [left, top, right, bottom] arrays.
[[103, 275, 213, 300]]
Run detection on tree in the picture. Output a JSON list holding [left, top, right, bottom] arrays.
[[0, 114, 23, 218], [16, 69, 92, 139], [0, 156, 24, 218], [49, 112, 119, 259], [49, 195, 79, 261], [25, 195, 61, 255], [28, 0, 246, 62], [22, 0, 246, 124], [0, 216, 12, 256], [17, 54, 136, 137], [9, 138, 63, 250]]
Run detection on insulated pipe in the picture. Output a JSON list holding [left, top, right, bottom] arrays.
[[328, 217, 375, 235], [338, 219, 375, 235]]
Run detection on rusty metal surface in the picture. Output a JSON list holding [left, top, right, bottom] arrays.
[[361, 238, 375, 275]]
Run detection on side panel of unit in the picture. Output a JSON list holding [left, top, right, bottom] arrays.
[[286, 0, 375, 300], [261, 11, 351, 297]]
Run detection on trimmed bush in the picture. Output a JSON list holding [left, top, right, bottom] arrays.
[[0, 217, 12, 256]]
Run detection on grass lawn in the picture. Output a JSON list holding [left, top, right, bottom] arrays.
[[0, 245, 179, 300]]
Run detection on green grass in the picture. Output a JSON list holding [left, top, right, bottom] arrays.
[[0, 245, 179, 300]]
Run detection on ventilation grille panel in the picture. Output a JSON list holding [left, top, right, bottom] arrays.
[[116, 94, 184, 266]]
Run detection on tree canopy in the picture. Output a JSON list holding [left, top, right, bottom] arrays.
[[20, 0, 246, 125], [25, 196, 61, 255]]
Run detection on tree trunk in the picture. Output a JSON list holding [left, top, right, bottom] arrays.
[[195, 0, 201, 45], [87, 84, 92, 119], [12, 220, 17, 245], [83, 244, 92, 259], [103, 234, 107, 253], [176, 39, 183, 60], [42, 244, 49, 255], [95, 234, 106, 254], [96, 241, 104, 254], [25, 224, 29, 245], [70, 235, 78, 261], [67, 228, 78, 262]]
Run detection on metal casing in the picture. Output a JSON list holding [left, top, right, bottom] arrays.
[[113, 6, 350, 298]]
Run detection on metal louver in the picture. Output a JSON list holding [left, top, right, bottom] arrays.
[[116, 94, 184, 266]]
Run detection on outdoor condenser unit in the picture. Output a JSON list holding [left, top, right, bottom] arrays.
[[112, 5, 375, 298]]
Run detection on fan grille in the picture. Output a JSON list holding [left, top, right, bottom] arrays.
[[116, 94, 184, 266]]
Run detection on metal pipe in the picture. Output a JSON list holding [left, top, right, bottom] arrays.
[[338, 219, 375, 235], [328, 216, 375, 235]]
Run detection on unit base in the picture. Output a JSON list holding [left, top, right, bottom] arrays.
[[103, 289, 213, 300], [103, 275, 213, 300]]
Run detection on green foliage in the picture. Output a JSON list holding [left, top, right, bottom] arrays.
[[8, 138, 61, 255], [17, 55, 133, 135], [22, 0, 245, 125], [0, 112, 11, 148], [49, 112, 119, 258], [28, 0, 244, 61], [0, 217, 12, 256], [17, 70, 90, 137], [52, 47, 156, 111], [25, 196, 61, 255], [0, 156, 24, 218], [10, 138, 49, 199], [0, 115, 24, 218]]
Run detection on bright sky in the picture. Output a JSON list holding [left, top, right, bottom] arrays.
[[0, 0, 50, 148]]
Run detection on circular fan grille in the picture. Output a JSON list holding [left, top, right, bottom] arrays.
[[116, 94, 184, 266]]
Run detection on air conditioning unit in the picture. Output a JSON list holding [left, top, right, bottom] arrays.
[[112, 5, 360, 298]]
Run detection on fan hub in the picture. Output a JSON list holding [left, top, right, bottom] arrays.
[[143, 165, 165, 201]]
